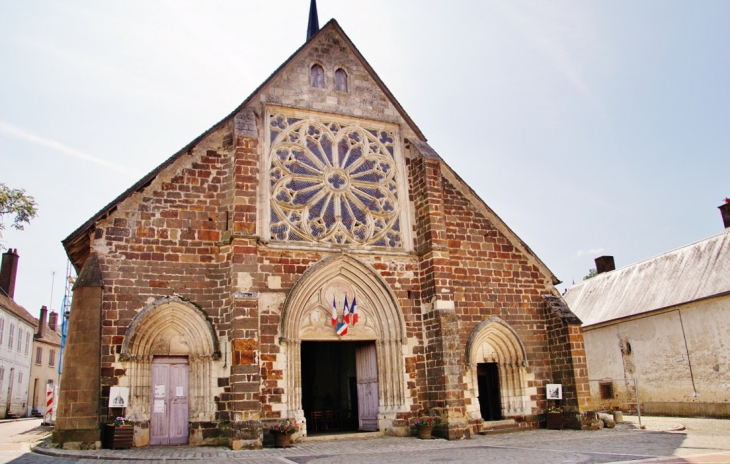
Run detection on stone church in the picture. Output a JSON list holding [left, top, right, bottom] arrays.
[[55, 18, 589, 449]]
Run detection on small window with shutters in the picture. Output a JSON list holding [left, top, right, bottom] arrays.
[[0, 318, 4, 346], [8, 323, 14, 349], [335, 68, 348, 92], [49, 349, 56, 367], [17, 328, 22, 352], [310, 64, 324, 89], [36, 346, 43, 365], [25, 331, 30, 355], [599, 381, 614, 399]]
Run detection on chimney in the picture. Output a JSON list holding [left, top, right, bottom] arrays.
[[595, 256, 615, 274], [49, 311, 58, 332], [720, 200, 730, 229], [37, 305, 48, 339], [0, 248, 20, 299]]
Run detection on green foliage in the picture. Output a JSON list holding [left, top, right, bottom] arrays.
[[0, 183, 37, 248], [583, 268, 598, 280]]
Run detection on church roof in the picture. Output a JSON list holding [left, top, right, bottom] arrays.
[[563, 229, 730, 327], [63, 19, 425, 269]]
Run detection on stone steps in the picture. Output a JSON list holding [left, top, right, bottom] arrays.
[[478, 419, 525, 435]]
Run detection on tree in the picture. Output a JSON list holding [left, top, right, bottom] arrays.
[[0, 183, 38, 248], [583, 268, 597, 280]]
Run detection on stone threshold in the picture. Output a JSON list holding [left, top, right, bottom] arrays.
[[302, 431, 384, 442]]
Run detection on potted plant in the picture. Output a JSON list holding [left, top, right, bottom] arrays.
[[269, 421, 298, 448], [546, 406, 563, 430], [103, 417, 134, 449], [414, 415, 439, 439]]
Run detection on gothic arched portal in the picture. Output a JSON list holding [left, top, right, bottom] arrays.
[[119, 296, 219, 425], [465, 317, 531, 420], [280, 254, 407, 431]]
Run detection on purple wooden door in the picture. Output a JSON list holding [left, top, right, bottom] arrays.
[[355, 343, 378, 431], [150, 357, 188, 445]]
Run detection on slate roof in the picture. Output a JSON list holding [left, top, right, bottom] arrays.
[[0, 293, 38, 328], [563, 229, 730, 327]]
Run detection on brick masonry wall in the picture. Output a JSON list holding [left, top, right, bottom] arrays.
[[435, 158, 587, 428], [93, 127, 236, 419]]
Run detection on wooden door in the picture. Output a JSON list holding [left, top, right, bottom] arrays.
[[355, 343, 378, 431], [6, 368, 14, 414], [150, 357, 189, 445]]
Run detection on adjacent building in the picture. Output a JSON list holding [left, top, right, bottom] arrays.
[[29, 305, 61, 419], [564, 202, 730, 418], [0, 249, 36, 418], [55, 19, 590, 449]]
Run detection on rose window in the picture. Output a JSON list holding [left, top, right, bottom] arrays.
[[268, 114, 402, 248]]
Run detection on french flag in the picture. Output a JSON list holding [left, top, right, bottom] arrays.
[[351, 296, 358, 325], [343, 296, 351, 324], [331, 297, 337, 327]]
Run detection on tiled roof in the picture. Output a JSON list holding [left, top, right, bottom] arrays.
[[0, 293, 38, 327], [564, 229, 730, 327], [35, 326, 62, 347]]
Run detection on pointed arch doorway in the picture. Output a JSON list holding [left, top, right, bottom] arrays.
[[120, 296, 219, 446], [466, 317, 530, 421], [281, 254, 406, 435]]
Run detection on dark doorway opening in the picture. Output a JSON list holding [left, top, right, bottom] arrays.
[[477, 362, 502, 421], [301, 341, 375, 435]]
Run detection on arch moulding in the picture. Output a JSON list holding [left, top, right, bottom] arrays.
[[280, 253, 407, 425], [465, 317, 531, 418], [119, 296, 219, 423]]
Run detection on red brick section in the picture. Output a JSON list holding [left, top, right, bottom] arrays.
[[79, 126, 590, 441], [410, 150, 468, 439], [95, 144, 235, 419], [546, 320, 591, 428], [434, 158, 589, 431], [226, 134, 262, 421]]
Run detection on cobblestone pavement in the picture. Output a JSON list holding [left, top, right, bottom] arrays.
[[1, 416, 729, 464]]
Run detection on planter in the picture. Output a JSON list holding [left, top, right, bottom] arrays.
[[103, 424, 134, 449], [546, 412, 563, 430], [272, 431, 294, 448], [417, 425, 434, 439]]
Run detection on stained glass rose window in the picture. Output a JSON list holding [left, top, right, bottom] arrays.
[[268, 113, 402, 248]]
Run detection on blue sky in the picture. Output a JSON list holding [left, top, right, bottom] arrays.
[[1, 0, 729, 315]]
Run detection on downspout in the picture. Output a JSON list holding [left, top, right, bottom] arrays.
[[677, 309, 698, 397]]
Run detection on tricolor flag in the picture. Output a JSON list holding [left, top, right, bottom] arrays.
[[336, 322, 348, 336], [343, 296, 351, 324], [351, 296, 358, 325], [331, 297, 337, 327]]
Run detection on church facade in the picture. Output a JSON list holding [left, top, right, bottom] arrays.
[[55, 20, 589, 449]]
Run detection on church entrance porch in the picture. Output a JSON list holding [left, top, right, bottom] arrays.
[[301, 341, 378, 435]]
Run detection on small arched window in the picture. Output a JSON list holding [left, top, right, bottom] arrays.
[[310, 64, 324, 89], [335, 68, 348, 92]]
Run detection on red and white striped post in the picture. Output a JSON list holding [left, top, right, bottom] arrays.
[[43, 384, 54, 425]]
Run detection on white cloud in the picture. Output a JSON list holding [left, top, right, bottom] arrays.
[[0, 121, 140, 178], [575, 248, 605, 257]]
